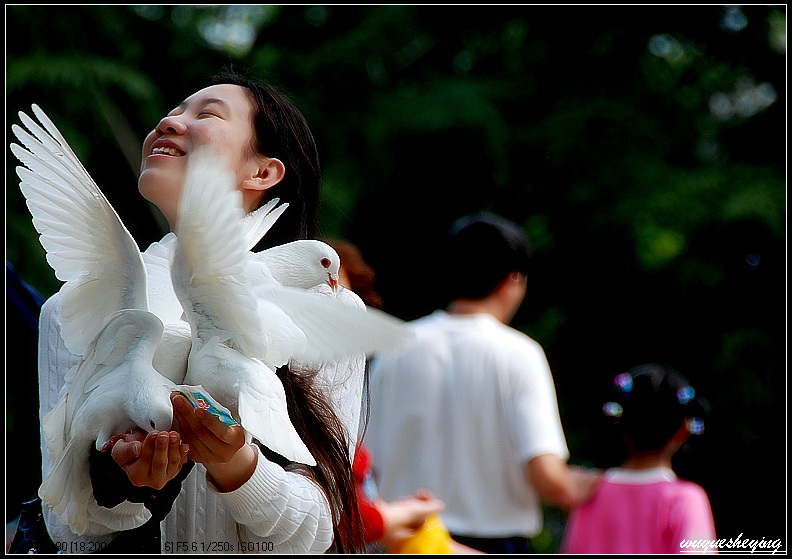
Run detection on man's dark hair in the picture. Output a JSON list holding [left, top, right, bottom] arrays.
[[444, 212, 534, 300]]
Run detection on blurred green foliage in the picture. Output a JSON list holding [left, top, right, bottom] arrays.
[[6, 5, 786, 550]]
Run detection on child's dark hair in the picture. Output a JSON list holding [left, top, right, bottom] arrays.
[[603, 363, 709, 452], [444, 212, 534, 300]]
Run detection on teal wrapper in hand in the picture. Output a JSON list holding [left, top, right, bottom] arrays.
[[175, 385, 239, 426]]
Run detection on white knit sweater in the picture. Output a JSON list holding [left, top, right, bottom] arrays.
[[38, 234, 365, 553]]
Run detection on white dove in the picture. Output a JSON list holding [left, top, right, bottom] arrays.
[[10, 104, 176, 535], [250, 243, 413, 367], [172, 146, 412, 466], [145, 196, 291, 383], [248, 225, 417, 368], [38, 311, 172, 536]]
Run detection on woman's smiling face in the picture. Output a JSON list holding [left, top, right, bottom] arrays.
[[139, 83, 265, 228]]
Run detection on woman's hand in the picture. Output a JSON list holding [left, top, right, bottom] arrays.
[[110, 429, 189, 490], [171, 393, 258, 492]]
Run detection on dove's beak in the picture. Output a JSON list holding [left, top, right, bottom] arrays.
[[327, 273, 339, 292]]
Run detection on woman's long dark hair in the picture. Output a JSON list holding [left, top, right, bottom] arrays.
[[276, 365, 365, 553], [210, 68, 320, 250], [210, 68, 365, 553]]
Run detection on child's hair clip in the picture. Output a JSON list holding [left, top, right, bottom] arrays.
[[613, 372, 633, 392], [677, 385, 696, 404], [602, 401, 623, 418], [686, 417, 705, 435]]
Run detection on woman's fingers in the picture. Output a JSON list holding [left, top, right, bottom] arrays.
[[111, 436, 143, 467], [113, 430, 187, 489], [145, 431, 185, 489], [139, 431, 158, 462], [148, 432, 172, 487], [171, 393, 245, 464], [168, 431, 187, 471]]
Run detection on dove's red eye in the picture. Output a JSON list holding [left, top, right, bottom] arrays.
[[320, 258, 331, 269]]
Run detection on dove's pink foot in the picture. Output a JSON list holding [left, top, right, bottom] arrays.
[[100, 428, 140, 452]]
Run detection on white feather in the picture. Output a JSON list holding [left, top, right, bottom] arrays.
[[243, 197, 289, 251], [11, 105, 147, 358]]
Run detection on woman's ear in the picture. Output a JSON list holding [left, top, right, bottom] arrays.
[[242, 157, 285, 192]]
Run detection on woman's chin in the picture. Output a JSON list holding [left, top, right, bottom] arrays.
[[139, 173, 179, 222]]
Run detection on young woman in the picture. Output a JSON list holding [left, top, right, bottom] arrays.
[[38, 69, 366, 553]]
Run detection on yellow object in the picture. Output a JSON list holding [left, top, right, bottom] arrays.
[[390, 514, 456, 554]]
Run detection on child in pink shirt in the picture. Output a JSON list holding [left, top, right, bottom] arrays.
[[562, 363, 717, 554]]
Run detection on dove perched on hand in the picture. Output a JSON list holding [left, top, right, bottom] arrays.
[[172, 146, 413, 466], [39, 310, 173, 536], [10, 104, 177, 535]]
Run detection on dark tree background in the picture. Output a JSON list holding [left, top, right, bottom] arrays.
[[6, 5, 786, 551]]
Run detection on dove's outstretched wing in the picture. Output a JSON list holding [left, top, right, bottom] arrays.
[[257, 284, 413, 365], [12, 105, 176, 535], [11, 104, 148, 358]]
